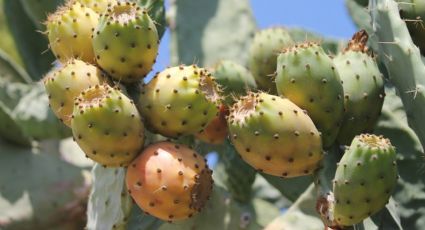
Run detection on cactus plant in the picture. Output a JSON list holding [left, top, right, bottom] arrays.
[[3, 0, 425, 229]]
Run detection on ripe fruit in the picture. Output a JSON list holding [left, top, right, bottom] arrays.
[[275, 42, 344, 148], [126, 142, 213, 221], [43, 59, 106, 127], [92, 1, 159, 82], [138, 65, 221, 138], [71, 84, 144, 167], [248, 28, 294, 93], [332, 134, 397, 227], [334, 30, 385, 145], [46, 1, 99, 63], [227, 92, 323, 177], [195, 104, 228, 145], [213, 60, 257, 105]]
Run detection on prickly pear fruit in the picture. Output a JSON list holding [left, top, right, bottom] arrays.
[[46, 1, 99, 63], [276, 42, 344, 148], [71, 84, 144, 167], [77, 0, 116, 14], [43, 59, 106, 127], [227, 92, 323, 177], [213, 60, 257, 105], [248, 28, 294, 93], [334, 31, 385, 145], [92, 1, 159, 82], [126, 141, 213, 222], [195, 104, 228, 145], [396, 0, 425, 53], [331, 134, 397, 227], [138, 65, 221, 138]]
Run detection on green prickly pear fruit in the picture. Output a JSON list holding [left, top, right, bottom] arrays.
[[92, 1, 159, 82], [138, 65, 222, 138], [334, 31, 385, 145], [71, 84, 144, 167], [46, 1, 99, 63], [396, 0, 425, 53], [248, 28, 294, 94], [275, 42, 344, 148], [126, 141, 213, 222], [43, 59, 106, 127], [330, 134, 397, 227], [227, 92, 323, 178], [212, 60, 257, 106], [195, 104, 228, 145], [77, 0, 116, 14]]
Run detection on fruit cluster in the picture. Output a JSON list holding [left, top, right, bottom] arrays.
[[42, 0, 397, 227]]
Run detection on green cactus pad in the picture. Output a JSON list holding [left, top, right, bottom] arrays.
[[332, 134, 397, 227], [43, 59, 107, 127], [138, 65, 221, 138], [396, 0, 425, 53], [213, 60, 257, 106], [334, 31, 385, 145], [71, 84, 144, 167], [46, 1, 99, 63], [248, 28, 294, 94], [92, 1, 159, 82], [228, 92, 323, 178], [276, 42, 344, 148]]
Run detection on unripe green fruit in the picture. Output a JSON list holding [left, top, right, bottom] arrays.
[[248, 28, 294, 93], [92, 1, 159, 82], [276, 42, 344, 148], [228, 92, 323, 178], [72, 84, 144, 167], [138, 65, 222, 138], [213, 60, 257, 106], [332, 134, 397, 227], [334, 31, 385, 145]]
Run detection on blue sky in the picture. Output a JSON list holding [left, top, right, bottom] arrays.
[[152, 0, 357, 77]]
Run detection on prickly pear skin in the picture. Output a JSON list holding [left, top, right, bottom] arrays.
[[228, 92, 323, 178], [333, 134, 397, 226], [71, 84, 144, 167], [138, 65, 221, 138], [213, 60, 257, 106], [43, 59, 106, 127], [126, 142, 213, 222], [334, 31, 385, 145], [46, 1, 99, 63], [92, 1, 159, 82], [248, 28, 294, 94], [195, 104, 229, 145], [276, 42, 344, 148], [77, 0, 116, 14]]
